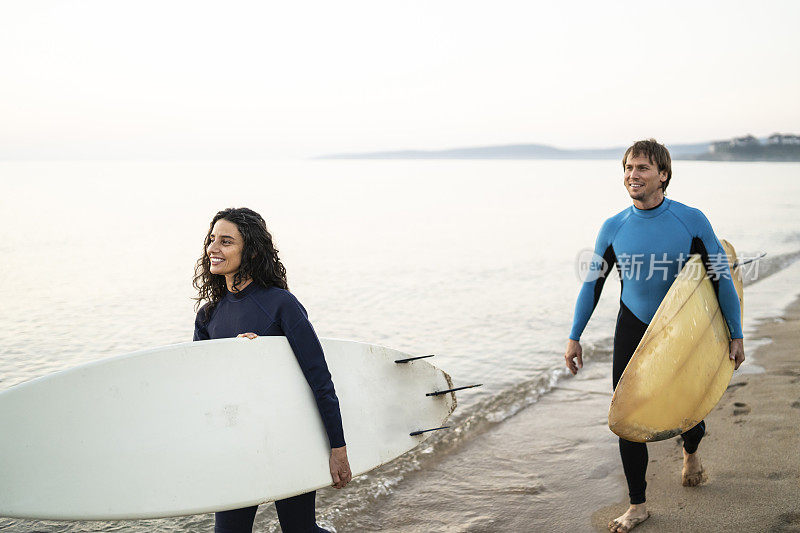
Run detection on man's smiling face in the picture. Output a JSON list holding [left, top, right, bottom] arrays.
[[623, 154, 668, 207]]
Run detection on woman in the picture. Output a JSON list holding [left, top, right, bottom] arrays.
[[192, 207, 351, 533]]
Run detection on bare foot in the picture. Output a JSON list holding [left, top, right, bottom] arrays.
[[608, 503, 650, 532], [682, 449, 707, 487]]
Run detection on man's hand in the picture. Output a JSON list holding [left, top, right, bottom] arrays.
[[729, 338, 745, 370], [329, 446, 351, 489], [564, 339, 583, 375]]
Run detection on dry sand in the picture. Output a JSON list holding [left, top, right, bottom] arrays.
[[592, 296, 800, 532]]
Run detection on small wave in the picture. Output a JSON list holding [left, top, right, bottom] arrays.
[[500, 483, 545, 496], [318, 337, 614, 526]]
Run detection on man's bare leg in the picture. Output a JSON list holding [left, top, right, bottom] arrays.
[[681, 448, 707, 486], [608, 503, 650, 532]]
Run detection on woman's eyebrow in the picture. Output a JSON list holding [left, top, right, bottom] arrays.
[[210, 234, 236, 239]]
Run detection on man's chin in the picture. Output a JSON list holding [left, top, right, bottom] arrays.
[[627, 190, 644, 201]]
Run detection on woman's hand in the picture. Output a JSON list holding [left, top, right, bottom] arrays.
[[329, 446, 351, 489], [237, 332, 258, 340]]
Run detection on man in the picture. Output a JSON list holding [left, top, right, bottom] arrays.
[[564, 139, 745, 532]]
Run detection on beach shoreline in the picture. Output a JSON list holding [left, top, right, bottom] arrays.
[[327, 292, 800, 533], [591, 295, 800, 532]]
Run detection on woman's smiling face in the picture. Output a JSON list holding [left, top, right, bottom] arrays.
[[207, 219, 245, 277]]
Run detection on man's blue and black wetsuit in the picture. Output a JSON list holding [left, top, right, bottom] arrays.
[[194, 282, 341, 533], [569, 197, 743, 505]]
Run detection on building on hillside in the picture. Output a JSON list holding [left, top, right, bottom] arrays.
[[731, 134, 759, 147], [767, 133, 800, 145], [710, 134, 760, 153]]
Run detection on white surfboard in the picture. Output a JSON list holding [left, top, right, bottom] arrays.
[[0, 337, 457, 520]]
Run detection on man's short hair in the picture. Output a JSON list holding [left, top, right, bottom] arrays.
[[622, 139, 672, 193]]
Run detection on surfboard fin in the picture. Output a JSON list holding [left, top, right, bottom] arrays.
[[395, 354, 435, 363], [732, 252, 766, 268], [426, 384, 482, 396], [409, 426, 450, 436]]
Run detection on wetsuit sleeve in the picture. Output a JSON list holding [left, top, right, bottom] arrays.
[[569, 219, 617, 341], [193, 306, 210, 341], [279, 297, 346, 449], [693, 212, 743, 339]]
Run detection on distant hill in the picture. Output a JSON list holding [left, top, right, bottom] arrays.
[[319, 142, 711, 160]]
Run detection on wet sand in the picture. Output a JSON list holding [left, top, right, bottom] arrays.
[[592, 296, 800, 532], [331, 358, 627, 532]]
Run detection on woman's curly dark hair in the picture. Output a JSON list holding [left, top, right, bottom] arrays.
[[193, 207, 288, 321]]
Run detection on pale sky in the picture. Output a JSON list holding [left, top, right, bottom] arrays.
[[1, 0, 798, 159]]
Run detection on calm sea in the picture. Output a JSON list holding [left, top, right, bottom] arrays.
[[1, 159, 799, 531]]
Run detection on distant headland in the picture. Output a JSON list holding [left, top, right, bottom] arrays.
[[319, 133, 800, 162], [687, 134, 800, 162]]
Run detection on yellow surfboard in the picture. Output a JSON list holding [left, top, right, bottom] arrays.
[[608, 240, 744, 443]]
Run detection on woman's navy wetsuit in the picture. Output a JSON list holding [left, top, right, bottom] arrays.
[[570, 198, 742, 505], [194, 282, 344, 533]]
